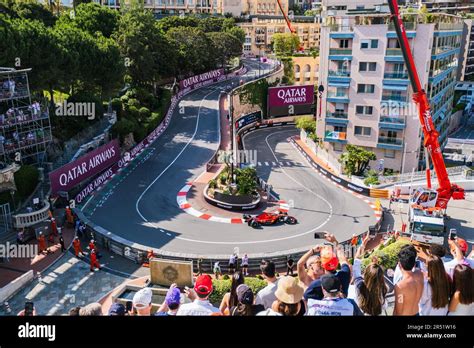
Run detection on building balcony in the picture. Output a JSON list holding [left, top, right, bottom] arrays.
[[328, 24, 353, 32], [377, 137, 403, 150], [327, 92, 350, 103], [326, 112, 349, 125], [383, 71, 408, 79], [388, 22, 417, 31], [324, 130, 347, 143], [379, 116, 406, 130], [329, 48, 352, 55], [386, 48, 403, 56], [381, 94, 407, 103], [328, 70, 350, 77]]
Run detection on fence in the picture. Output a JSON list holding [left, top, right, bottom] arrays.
[[12, 201, 50, 229], [376, 165, 470, 186]]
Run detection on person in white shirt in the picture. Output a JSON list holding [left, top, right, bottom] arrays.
[[419, 256, 450, 316], [241, 254, 249, 276], [177, 275, 220, 316], [255, 260, 279, 309]]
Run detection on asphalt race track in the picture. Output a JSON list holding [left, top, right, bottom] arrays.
[[86, 61, 376, 258]]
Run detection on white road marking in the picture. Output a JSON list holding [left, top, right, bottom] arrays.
[[264, 161, 269, 166]]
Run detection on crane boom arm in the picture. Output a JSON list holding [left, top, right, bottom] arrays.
[[276, 0, 296, 34], [387, 0, 464, 208]]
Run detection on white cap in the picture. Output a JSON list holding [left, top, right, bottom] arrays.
[[132, 288, 153, 308]]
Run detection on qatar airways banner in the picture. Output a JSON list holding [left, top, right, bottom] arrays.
[[268, 85, 314, 117], [268, 85, 314, 107], [49, 139, 120, 194], [179, 69, 225, 90]]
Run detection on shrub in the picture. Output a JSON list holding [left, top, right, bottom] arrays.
[[295, 116, 316, 133], [138, 107, 151, 121], [364, 175, 380, 186], [208, 179, 217, 189], [209, 277, 267, 306], [127, 98, 141, 109], [361, 239, 410, 271]]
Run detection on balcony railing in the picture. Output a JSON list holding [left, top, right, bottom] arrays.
[[326, 112, 348, 119], [386, 48, 403, 56], [329, 48, 352, 55], [328, 70, 350, 77], [379, 116, 406, 125], [388, 22, 417, 31], [381, 94, 407, 102], [384, 71, 408, 79], [435, 22, 464, 31], [329, 24, 353, 32], [378, 137, 403, 146], [327, 92, 349, 99]]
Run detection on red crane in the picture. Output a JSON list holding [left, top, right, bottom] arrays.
[[276, 0, 296, 34], [387, 0, 464, 209]]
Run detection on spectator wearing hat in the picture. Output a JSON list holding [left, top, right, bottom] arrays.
[[132, 288, 154, 316], [156, 284, 181, 316], [444, 238, 474, 278], [257, 276, 304, 316], [297, 246, 325, 288], [448, 264, 474, 315], [219, 271, 244, 315], [306, 274, 362, 316], [230, 284, 264, 316], [349, 233, 388, 316], [304, 234, 351, 301], [109, 303, 126, 316], [177, 275, 220, 316], [393, 245, 424, 316], [255, 260, 279, 310]]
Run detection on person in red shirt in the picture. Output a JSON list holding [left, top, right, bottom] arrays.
[[38, 233, 46, 254], [51, 218, 58, 236], [73, 237, 83, 257], [88, 239, 96, 252], [65, 206, 74, 226], [90, 249, 101, 272]]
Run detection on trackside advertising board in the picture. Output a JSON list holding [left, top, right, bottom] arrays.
[[268, 85, 314, 117], [49, 139, 120, 194], [179, 69, 225, 90], [235, 111, 262, 131]]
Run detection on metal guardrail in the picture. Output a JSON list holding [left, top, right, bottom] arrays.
[[377, 165, 471, 186]]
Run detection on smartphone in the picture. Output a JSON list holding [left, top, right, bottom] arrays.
[[314, 232, 326, 239], [125, 301, 132, 312], [24, 302, 34, 316], [449, 229, 457, 240]]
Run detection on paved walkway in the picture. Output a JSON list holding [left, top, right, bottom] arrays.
[[0, 253, 126, 316]]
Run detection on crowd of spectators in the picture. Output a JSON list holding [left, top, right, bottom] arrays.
[[20, 233, 474, 317]]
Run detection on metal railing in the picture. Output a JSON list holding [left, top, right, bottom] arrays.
[[327, 92, 349, 98], [377, 165, 470, 185], [328, 70, 350, 77], [329, 48, 353, 55], [381, 95, 407, 102], [379, 116, 406, 125], [378, 137, 403, 146], [384, 71, 408, 79], [386, 48, 403, 56], [327, 112, 348, 119]]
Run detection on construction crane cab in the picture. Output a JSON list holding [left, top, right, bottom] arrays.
[[409, 187, 438, 209]]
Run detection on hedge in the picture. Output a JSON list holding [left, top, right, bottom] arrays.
[[361, 238, 410, 271], [208, 277, 267, 306]]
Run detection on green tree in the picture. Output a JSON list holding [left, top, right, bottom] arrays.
[[295, 116, 316, 133], [73, 2, 119, 38], [166, 26, 214, 75], [156, 15, 199, 32], [272, 33, 300, 57], [226, 25, 245, 44], [340, 144, 377, 176], [11, 1, 56, 27], [114, 8, 177, 87], [207, 31, 243, 67]]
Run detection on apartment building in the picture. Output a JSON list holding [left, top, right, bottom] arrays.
[[84, 0, 289, 16], [317, 11, 465, 174], [460, 19, 474, 81], [240, 15, 320, 56]]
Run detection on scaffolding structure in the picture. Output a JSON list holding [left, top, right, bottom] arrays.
[[0, 67, 51, 165]]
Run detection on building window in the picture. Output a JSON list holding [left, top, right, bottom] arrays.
[[385, 149, 396, 158], [359, 62, 377, 72], [357, 84, 375, 93], [361, 39, 378, 49], [339, 39, 349, 48], [354, 126, 371, 136], [355, 105, 373, 115]]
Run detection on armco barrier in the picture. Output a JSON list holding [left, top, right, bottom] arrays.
[[290, 138, 371, 197]]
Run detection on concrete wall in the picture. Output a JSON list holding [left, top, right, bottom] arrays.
[[0, 270, 34, 303]]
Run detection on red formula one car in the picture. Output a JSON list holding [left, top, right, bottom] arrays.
[[243, 210, 297, 228]]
